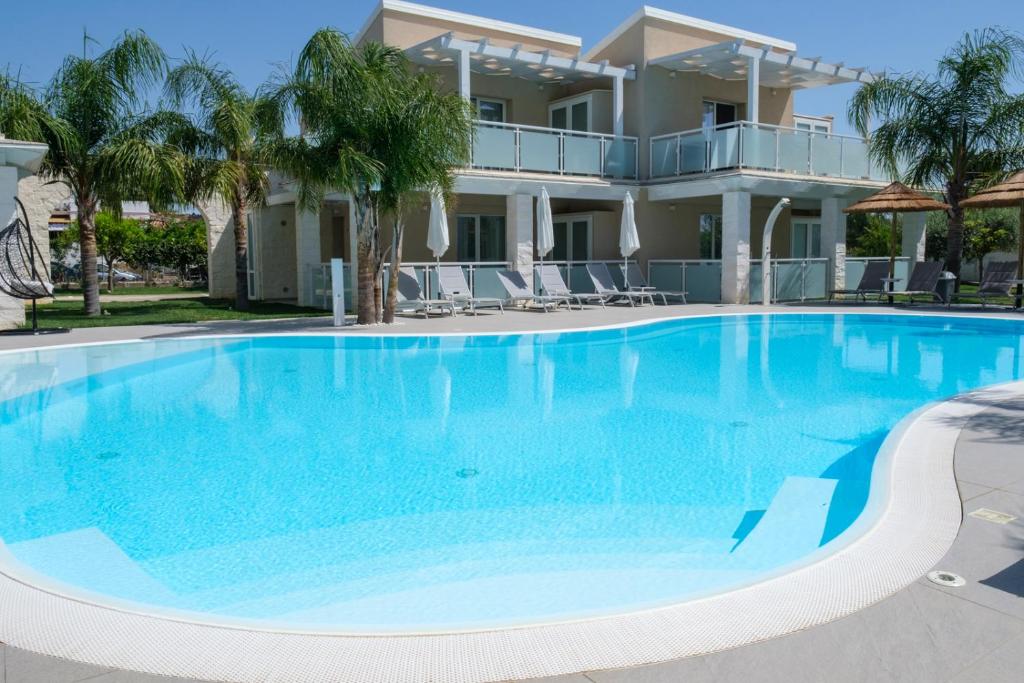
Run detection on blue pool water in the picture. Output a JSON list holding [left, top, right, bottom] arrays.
[[0, 314, 1021, 631]]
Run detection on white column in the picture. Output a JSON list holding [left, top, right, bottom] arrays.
[[821, 197, 850, 289], [295, 206, 321, 306], [457, 49, 471, 101], [902, 212, 927, 264], [612, 74, 624, 139], [747, 57, 760, 124], [507, 193, 534, 288], [721, 191, 752, 304]]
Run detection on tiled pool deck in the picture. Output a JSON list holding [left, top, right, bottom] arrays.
[[1, 304, 1022, 682]]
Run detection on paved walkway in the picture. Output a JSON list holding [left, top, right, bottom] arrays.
[[50, 291, 208, 303], [1, 305, 1022, 682]]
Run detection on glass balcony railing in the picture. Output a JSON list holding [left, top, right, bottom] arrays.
[[471, 121, 639, 180], [649, 122, 891, 182]]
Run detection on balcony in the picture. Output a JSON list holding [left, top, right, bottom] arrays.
[[470, 121, 639, 180], [649, 122, 889, 183]]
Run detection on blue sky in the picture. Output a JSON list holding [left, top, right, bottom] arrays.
[[5, 0, 1022, 134]]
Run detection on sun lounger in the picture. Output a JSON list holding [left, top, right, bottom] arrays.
[[586, 262, 654, 306], [395, 266, 457, 317], [889, 261, 944, 304], [829, 260, 889, 302], [620, 262, 683, 304], [948, 261, 1018, 308], [535, 264, 606, 308], [437, 265, 504, 315], [496, 270, 574, 312]]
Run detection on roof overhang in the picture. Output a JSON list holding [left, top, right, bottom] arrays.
[[356, 0, 582, 50], [0, 138, 48, 174], [406, 34, 636, 85], [650, 40, 876, 90]]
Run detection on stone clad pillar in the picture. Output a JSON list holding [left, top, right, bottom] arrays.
[[721, 191, 752, 304], [196, 199, 236, 299], [902, 212, 927, 265], [506, 194, 534, 288], [821, 197, 850, 290], [295, 206, 321, 306]]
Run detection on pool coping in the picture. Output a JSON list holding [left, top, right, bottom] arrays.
[[0, 312, 1019, 682]]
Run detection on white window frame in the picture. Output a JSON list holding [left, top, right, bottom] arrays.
[[245, 210, 263, 300], [470, 96, 507, 123], [551, 213, 594, 262], [790, 218, 823, 259], [793, 115, 832, 134], [548, 92, 594, 132]]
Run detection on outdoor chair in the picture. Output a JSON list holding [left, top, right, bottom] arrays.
[[394, 266, 457, 318], [620, 262, 684, 304], [496, 270, 574, 312], [829, 260, 889, 302], [889, 261, 944, 304], [948, 261, 1018, 308], [437, 265, 504, 315], [535, 264, 606, 308], [586, 262, 654, 307]]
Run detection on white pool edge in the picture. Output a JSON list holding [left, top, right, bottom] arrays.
[[0, 315, 1018, 682]]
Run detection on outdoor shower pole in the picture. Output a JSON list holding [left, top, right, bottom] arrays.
[[761, 198, 791, 306]]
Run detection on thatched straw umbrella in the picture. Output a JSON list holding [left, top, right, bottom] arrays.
[[844, 182, 951, 302], [960, 171, 1024, 305]]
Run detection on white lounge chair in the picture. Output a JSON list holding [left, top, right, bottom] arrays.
[[437, 265, 504, 315], [496, 270, 574, 312], [620, 262, 683, 304], [535, 264, 605, 308], [394, 266, 457, 317], [586, 262, 654, 306]]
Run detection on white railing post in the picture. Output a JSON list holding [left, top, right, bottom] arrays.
[[558, 132, 565, 175], [775, 128, 781, 171], [599, 137, 606, 178], [514, 127, 521, 172], [676, 135, 682, 176]]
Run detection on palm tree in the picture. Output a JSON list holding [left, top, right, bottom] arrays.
[[0, 32, 184, 315], [270, 30, 399, 325], [849, 28, 1024, 281], [379, 73, 472, 324], [165, 53, 282, 311]]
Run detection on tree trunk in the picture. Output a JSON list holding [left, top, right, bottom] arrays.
[[383, 216, 405, 324], [78, 199, 101, 316], [356, 238, 376, 325], [233, 195, 251, 311], [943, 181, 966, 288], [106, 252, 114, 292]]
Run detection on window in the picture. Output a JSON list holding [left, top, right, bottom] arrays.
[[702, 101, 737, 129], [549, 94, 592, 132], [794, 115, 832, 135], [457, 215, 506, 262], [471, 97, 506, 123], [551, 216, 592, 262], [699, 214, 722, 259], [791, 220, 822, 258]]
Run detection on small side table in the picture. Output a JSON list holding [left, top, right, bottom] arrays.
[[880, 277, 903, 305]]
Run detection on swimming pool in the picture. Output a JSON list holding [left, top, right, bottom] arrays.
[[0, 313, 1021, 633]]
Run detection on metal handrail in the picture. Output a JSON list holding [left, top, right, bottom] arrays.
[[475, 119, 638, 144]]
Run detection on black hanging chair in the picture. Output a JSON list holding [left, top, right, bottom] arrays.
[[0, 197, 67, 335]]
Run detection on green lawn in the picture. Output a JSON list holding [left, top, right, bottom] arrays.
[[25, 297, 329, 328], [52, 285, 208, 296]]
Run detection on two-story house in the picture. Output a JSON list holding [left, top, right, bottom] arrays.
[[229, 1, 921, 309]]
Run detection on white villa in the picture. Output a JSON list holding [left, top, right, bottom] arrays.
[[209, 1, 923, 309]]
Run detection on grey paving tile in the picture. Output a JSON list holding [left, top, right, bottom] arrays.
[[3, 647, 112, 683], [1, 644, 6, 683], [927, 489, 1024, 622], [954, 405, 1024, 489], [584, 655, 715, 683], [947, 632, 1024, 683], [956, 479, 993, 502]]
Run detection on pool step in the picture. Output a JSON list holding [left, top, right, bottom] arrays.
[[731, 476, 837, 566], [5, 527, 177, 604]]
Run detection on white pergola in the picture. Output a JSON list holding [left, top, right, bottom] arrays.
[[405, 33, 636, 137], [650, 40, 876, 124]]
